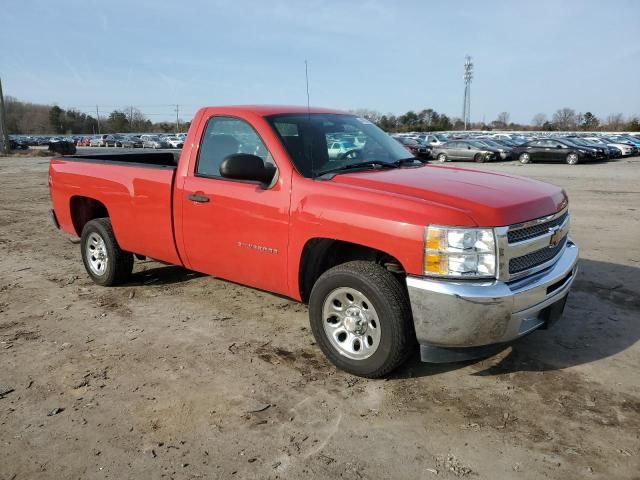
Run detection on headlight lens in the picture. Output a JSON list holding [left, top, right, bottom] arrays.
[[424, 226, 496, 278]]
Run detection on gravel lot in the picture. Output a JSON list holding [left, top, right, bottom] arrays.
[[1, 154, 639, 480]]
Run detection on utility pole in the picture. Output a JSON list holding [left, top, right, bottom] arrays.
[[129, 107, 133, 131], [462, 55, 473, 130], [175, 104, 179, 133], [0, 78, 10, 154], [96, 105, 101, 134]]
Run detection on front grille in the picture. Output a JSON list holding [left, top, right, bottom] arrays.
[[509, 236, 567, 274], [507, 211, 568, 244]]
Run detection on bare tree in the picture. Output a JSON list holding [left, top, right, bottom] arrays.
[[532, 113, 547, 128], [350, 108, 382, 124], [124, 107, 149, 132], [5, 96, 50, 134], [606, 113, 625, 131], [496, 112, 510, 127], [574, 112, 584, 129], [552, 108, 577, 131]]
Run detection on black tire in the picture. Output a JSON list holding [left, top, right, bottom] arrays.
[[436, 153, 447, 163], [474, 153, 485, 163], [80, 218, 133, 286], [309, 261, 415, 378]]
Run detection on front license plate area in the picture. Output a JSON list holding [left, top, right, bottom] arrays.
[[539, 294, 568, 329]]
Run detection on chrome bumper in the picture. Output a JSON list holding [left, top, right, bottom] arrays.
[[406, 239, 579, 350]]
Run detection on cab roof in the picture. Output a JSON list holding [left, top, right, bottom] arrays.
[[198, 105, 351, 117]]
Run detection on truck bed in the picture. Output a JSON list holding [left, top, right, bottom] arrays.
[[66, 152, 177, 168], [49, 154, 182, 266]]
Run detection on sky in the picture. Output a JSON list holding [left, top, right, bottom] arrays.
[[1, 0, 639, 124]]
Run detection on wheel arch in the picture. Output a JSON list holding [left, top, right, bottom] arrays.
[[298, 238, 406, 303], [69, 196, 110, 236]]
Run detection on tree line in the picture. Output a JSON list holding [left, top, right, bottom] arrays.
[[353, 107, 639, 132], [4, 96, 638, 134], [4, 97, 189, 135]]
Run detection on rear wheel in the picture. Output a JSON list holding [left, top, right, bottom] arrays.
[[566, 153, 579, 165], [309, 261, 415, 378], [436, 153, 447, 163], [519, 152, 531, 164], [81, 218, 133, 286]]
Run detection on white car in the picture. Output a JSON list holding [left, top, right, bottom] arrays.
[[328, 141, 358, 159], [418, 134, 448, 147], [164, 136, 184, 149], [585, 137, 634, 156]]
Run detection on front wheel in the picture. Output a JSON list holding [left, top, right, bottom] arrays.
[[519, 152, 531, 164], [81, 218, 133, 286], [474, 153, 485, 163], [566, 153, 579, 165], [309, 261, 415, 378], [436, 153, 447, 163]]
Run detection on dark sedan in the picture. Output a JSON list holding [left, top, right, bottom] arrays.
[[9, 138, 29, 150], [393, 136, 431, 160], [432, 140, 500, 163], [563, 137, 614, 159], [474, 138, 513, 160], [512, 139, 605, 165], [119, 136, 143, 148]]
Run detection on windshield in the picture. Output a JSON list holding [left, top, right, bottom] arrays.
[[266, 113, 413, 178]]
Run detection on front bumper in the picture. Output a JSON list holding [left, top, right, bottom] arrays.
[[406, 239, 579, 358]]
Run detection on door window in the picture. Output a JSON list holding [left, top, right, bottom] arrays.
[[196, 116, 274, 177]]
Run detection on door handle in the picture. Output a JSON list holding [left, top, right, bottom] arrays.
[[187, 193, 210, 203]]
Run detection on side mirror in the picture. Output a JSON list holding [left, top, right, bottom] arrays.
[[556, 145, 563, 149], [220, 153, 275, 184], [467, 146, 471, 149]]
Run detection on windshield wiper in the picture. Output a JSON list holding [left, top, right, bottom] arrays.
[[393, 157, 424, 166], [315, 160, 397, 177]]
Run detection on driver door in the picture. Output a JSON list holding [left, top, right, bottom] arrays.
[[180, 115, 290, 295], [459, 142, 474, 160]]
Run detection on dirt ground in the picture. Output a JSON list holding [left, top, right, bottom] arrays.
[[1, 154, 639, 480]]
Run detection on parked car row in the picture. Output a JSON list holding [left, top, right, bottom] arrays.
[[83, 133, 185, 149], [392, 131, 640, 165], [8, 133, 187, 149], [7, 130, 640, 162]]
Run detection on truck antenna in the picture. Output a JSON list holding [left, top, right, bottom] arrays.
[[304, 59, 311, 115], [305, 59, 315, 178]]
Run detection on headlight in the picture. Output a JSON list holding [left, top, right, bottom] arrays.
[[424, 226, 496, 278]]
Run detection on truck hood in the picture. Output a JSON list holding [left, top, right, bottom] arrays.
[[330, 164, 567, 226]]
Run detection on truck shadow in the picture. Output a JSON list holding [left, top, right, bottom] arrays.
[[126, 265, 204, 286], [394, 258, 640, 378]]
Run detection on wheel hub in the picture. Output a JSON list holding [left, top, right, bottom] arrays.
[[322, 287, 381, 360], [344, 307, 368, 335], [86, 232, 108, 276]]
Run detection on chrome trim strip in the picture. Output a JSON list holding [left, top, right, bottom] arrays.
[[506, 206, 568, 232]]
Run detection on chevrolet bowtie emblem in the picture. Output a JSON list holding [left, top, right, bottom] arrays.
[[548, 226, 563, 248]]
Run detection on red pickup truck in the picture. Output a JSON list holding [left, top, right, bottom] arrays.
[[49, 105, 579, 377]]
